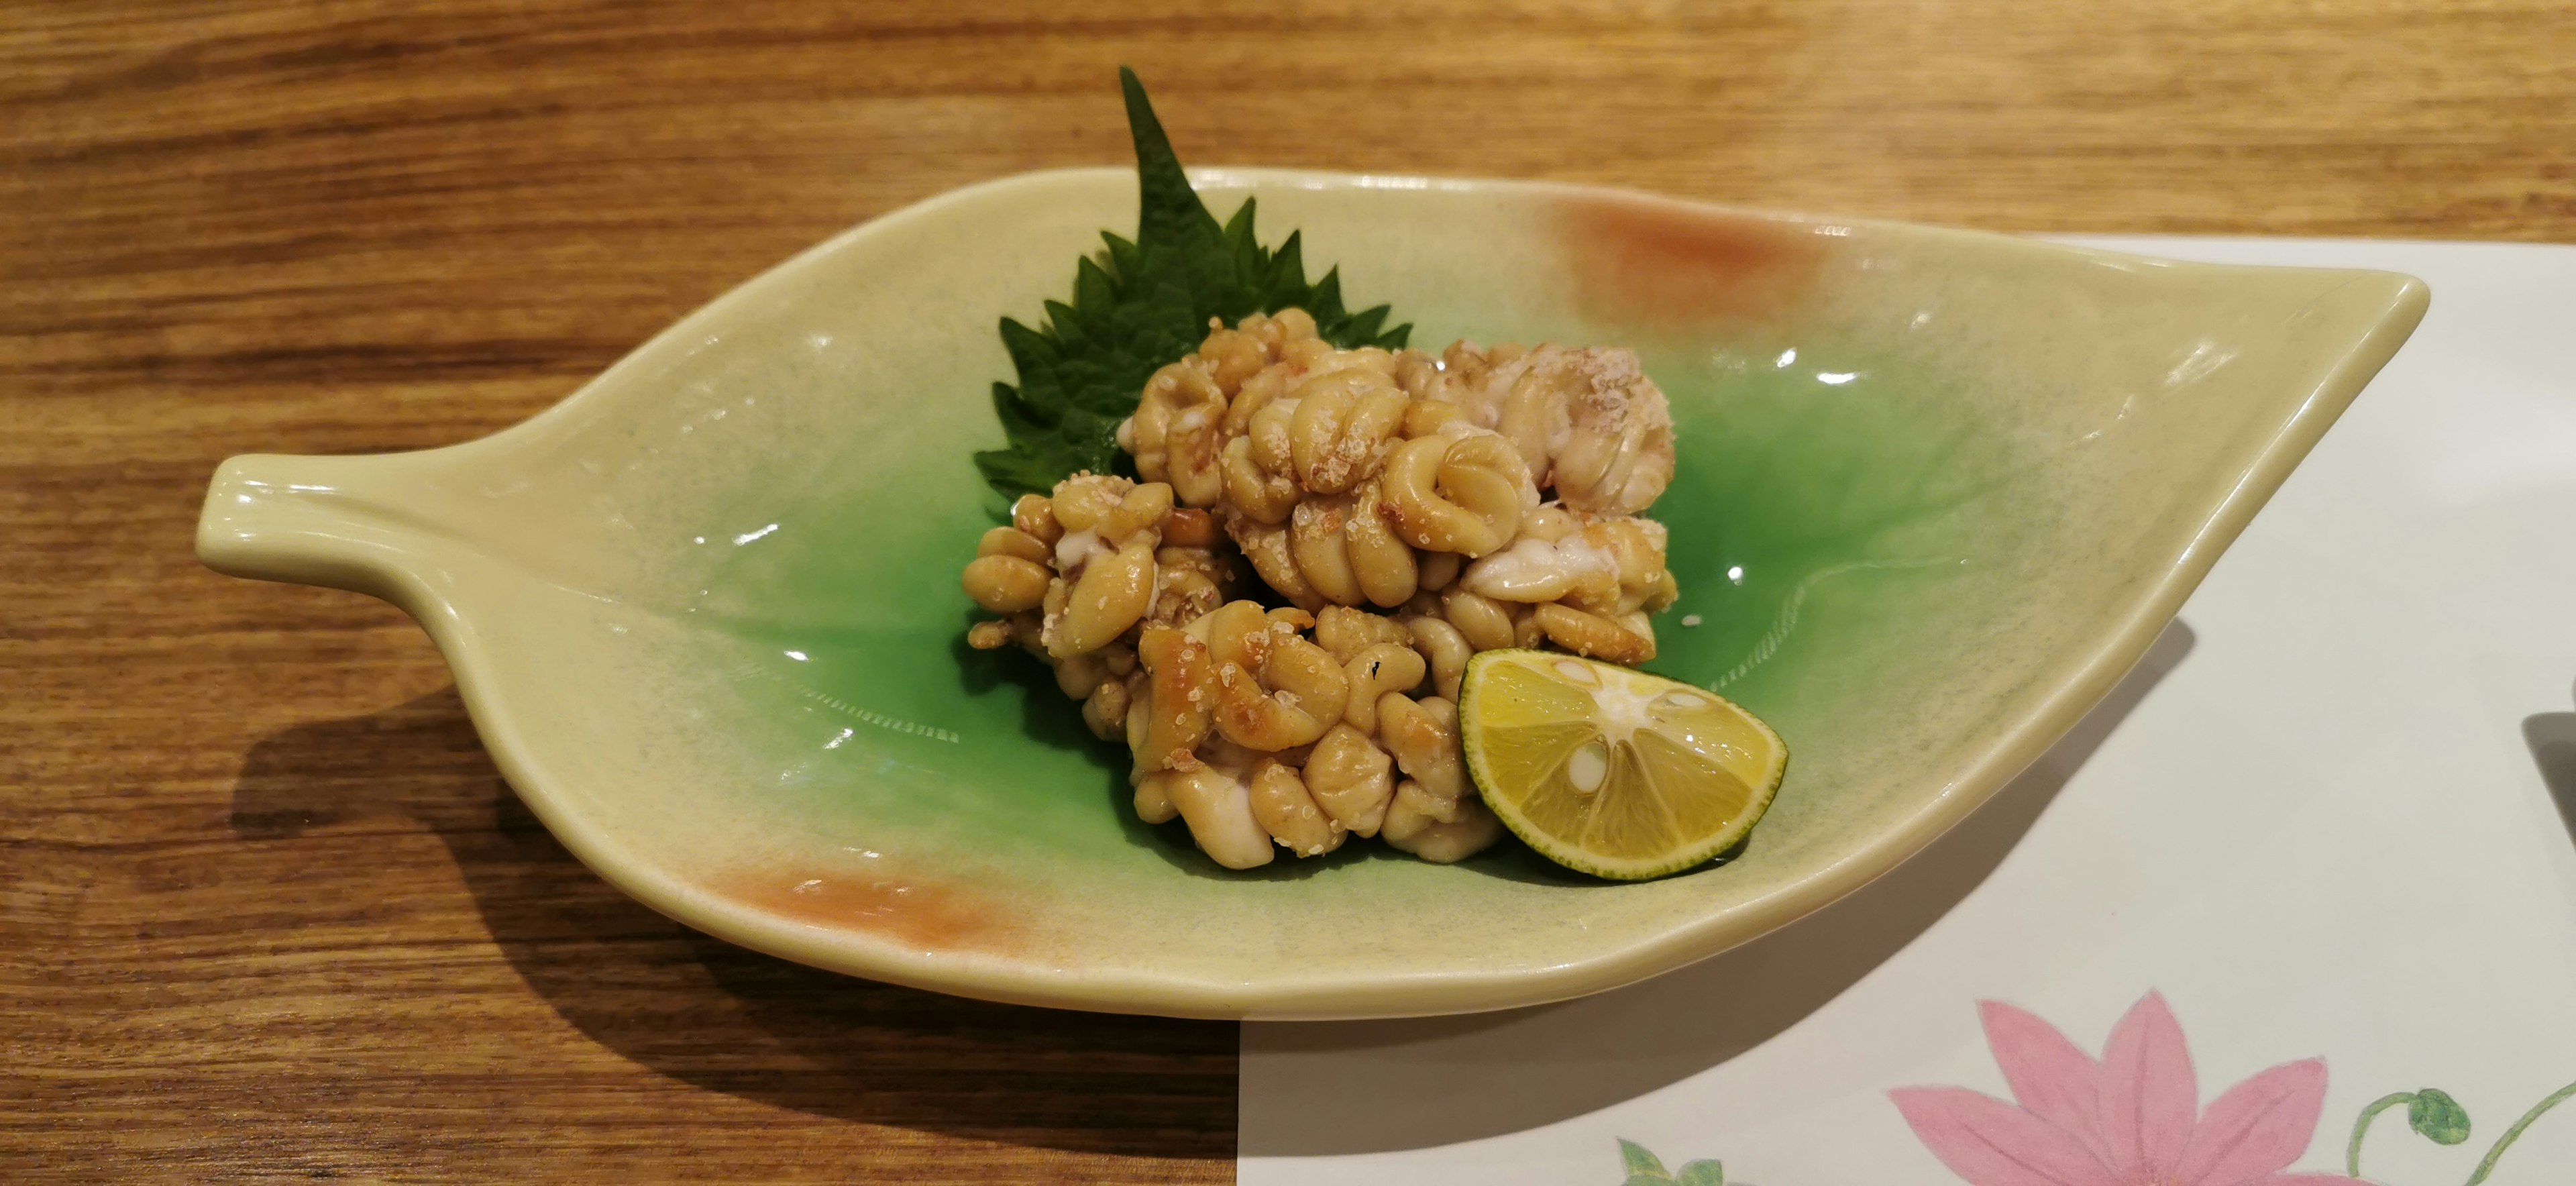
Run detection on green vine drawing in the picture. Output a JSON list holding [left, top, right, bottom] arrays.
[[2348, 1080, 2576, 1185], [1617, 1138, 1727, 1186]]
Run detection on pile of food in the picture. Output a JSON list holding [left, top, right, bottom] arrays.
[[961, 309, 1692, 869]]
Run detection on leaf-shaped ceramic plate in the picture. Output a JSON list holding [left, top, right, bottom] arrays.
[[197, 169, 2426, 1020]]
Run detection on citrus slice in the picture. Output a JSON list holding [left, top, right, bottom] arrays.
[[1460, 649, 1786, 881]]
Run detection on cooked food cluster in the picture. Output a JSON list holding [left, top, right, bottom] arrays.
[[963, 309, 1683, 869]]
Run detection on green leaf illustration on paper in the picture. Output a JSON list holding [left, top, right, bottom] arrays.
[[1618, 1138, 1668, 1179], [1672, 1158, 1726, 1186], [2408, 1088, 2472, 1145], [1615, 1139, 1721, 1185]]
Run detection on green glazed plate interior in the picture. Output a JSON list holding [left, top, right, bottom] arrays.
[[196, 168, 2426, 1020]]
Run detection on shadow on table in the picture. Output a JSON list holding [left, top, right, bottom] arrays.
[[228, 689, 1234, 1163], [1239, 618, 2197, 1156]]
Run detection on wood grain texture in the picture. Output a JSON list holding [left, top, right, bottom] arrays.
[[3, 1, 2568, 1181]]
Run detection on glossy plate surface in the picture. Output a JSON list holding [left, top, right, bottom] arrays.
[[195, 168, 2426, 1019]]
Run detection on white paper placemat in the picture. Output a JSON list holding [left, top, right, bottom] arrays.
[[1241, 239, 2576, 1186]]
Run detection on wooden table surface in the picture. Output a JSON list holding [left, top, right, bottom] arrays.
[[5, 2, 2569, 1181]]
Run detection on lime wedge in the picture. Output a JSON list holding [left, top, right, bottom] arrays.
[[1460, 649, 1786, 881]]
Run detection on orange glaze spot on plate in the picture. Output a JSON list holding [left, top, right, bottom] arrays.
[[1556, 193, 1834, 332], [716, 862, 1022, 955]]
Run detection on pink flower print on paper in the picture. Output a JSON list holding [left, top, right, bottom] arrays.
[[1890, 991, 2367, 1186]]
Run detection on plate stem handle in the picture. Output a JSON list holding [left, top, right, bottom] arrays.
[[196, 452, 429, 599]]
